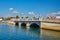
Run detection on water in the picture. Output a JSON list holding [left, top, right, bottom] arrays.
[[42, 29, 60, 40], [0, 24, 41, 40], [0, 23, 60, 40]]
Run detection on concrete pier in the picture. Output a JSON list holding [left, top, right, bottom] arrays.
[[26, 23, 30, 27]]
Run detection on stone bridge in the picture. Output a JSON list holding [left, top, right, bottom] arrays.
[[14, 20, 41, 28]]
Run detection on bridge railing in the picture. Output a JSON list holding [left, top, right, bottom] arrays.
[[15, 18, 42, 21]]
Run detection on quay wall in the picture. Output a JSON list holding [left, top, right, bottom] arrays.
[[41, 21, 60, 31]]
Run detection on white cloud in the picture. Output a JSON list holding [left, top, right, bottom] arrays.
[[47, 11, 60, 16], [57, 11, 60, 14], [9, 8, 14, 11], [12, 10, 19, 14], [9, 8, 19, 14], [28, 12, 37, 18], [51, 11, 60, 15], [28, 12, 35, 15], [21, 13, 24, 14], [51, 12, 56, 15]]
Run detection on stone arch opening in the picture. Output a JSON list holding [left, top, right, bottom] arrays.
[[30, 23, 40, 28], [15, 22, 19, 26], [21, 23, 26, 26]]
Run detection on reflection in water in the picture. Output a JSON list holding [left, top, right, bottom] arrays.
[[0, 24, 41, 40], [0, 24, 60, 40], [1, 24, 60, 40], [42, 29, 60, 40], [26, 26, 30, 30], [21, 26, 41, 37]]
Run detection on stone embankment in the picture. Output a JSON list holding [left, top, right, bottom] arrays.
[[41, 19, 60, 31]]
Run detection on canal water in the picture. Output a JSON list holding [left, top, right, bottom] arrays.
[[0, 24, 60, 40]]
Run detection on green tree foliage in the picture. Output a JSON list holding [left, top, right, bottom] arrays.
[[16, 16, 19, 18]]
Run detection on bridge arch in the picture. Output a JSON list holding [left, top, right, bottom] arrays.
[[30, 23, 40, 28], [15, 22, 19, 26], [21, 23, 26, 26]]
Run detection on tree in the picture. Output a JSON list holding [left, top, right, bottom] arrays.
[[26, 16, 28, 19], [16, 16, 19, 18], [33, 16, 35, 19], [21, 17, 23, 19]]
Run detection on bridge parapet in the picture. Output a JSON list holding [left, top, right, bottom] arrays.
[[14, 20, 41, 28], [17, 18, 42, 21]]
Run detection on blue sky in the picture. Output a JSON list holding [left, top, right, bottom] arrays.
[[0, 0, 60, 17]]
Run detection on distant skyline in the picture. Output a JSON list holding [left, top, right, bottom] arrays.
[[0, 0, 60, 17]]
